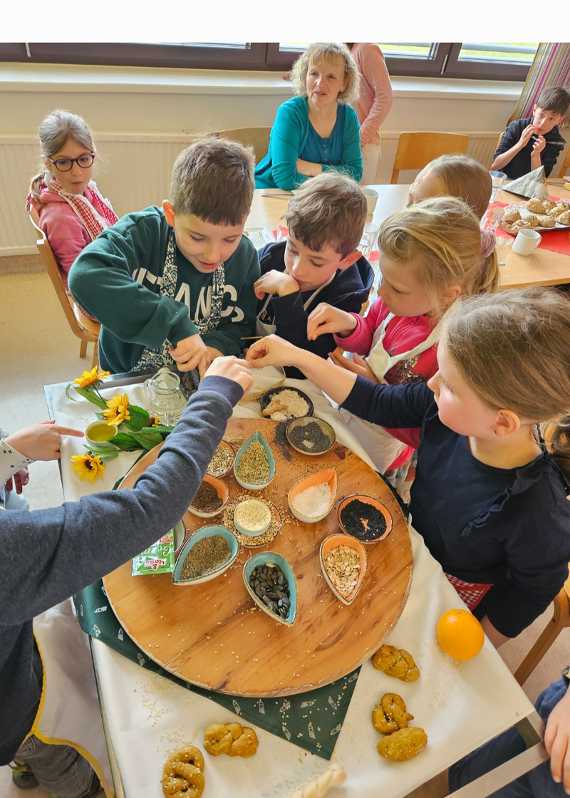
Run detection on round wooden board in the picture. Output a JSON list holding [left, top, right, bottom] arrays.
[[103, 418, 413, 696]]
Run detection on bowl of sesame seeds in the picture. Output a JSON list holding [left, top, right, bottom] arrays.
[[233, 432, 276, 491], [206, 440, 235, 478]]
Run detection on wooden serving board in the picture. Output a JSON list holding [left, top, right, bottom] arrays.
[[103, 418, 413, 697]]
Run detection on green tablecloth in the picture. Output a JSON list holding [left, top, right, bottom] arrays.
[[74, 580, 359, 759]]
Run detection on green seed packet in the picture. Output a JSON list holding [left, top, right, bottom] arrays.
[[132, 529, 175, 576]]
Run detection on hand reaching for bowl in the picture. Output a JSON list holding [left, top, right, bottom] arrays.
[[246, 335, 302, 370], [204, 355, 253, 393]]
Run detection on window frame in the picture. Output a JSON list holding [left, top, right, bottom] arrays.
[[0, 42, 536, 81]]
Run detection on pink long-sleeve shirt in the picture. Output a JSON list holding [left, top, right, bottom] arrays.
[[334, 298, 439, 450], [350, 44, 393, 147]]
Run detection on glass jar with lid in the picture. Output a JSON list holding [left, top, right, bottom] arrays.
[[144, 367, 187, 426]]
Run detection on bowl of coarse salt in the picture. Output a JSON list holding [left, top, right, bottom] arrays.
[[288, 468, 337, 524], [233, 498, 272, 538]]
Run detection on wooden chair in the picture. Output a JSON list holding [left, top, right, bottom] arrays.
[[514, 574, 570, 684], [28, 210, 99, 366], [390, 132, 470, 184], [214, 127, 271, 164]]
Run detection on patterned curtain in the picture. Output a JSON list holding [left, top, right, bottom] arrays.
[[510, 43, 570, 122]]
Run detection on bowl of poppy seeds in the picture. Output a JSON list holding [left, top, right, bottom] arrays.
[[285, 416, 336, 456], [337, 494, 393, 543]]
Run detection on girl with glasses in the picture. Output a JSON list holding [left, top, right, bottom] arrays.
[[27, 110, 118, 285]]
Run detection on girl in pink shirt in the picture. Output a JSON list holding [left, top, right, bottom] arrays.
[[306, 196, 498, 479], [347, 43, 393, 184], [27, 110, 118, 286]]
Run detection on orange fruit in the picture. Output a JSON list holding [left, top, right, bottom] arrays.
[[436, 609, 485, 661]]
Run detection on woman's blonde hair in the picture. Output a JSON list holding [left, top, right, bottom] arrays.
[[29, 110, 95, 200], [378, 196, 499, 315], [416, 155, 492, 220], [443, 288, 570, 479], [290, 43, 359, 105]]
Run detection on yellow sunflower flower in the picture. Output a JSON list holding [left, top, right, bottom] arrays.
[[103, 394, 130, 426], [71, 453, 105, 482], [73, 366, 111, 389]]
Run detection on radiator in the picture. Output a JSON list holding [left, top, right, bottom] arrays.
[[0, 131, 503, 258]]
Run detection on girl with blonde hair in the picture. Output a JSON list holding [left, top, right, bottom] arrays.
[[305, 196, 499, 475], [247, 287, 570, 641], [408, 154, 492, 220], [255, 43, 362, 190], [27, 110, 117, 284]]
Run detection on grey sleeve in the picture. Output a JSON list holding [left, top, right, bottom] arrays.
[[0, 376, 242, 626]]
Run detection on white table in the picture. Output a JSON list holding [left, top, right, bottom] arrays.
[[45, 370, 539, 798]]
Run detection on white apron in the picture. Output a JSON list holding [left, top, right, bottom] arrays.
[[29, 599, 114, 797], [256, 277, 335, 337], [337, 313, 442, 473]]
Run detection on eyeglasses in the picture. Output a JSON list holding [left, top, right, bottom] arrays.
[[48, 153, 95, 172]]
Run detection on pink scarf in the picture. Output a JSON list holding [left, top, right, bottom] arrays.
[[27, 178, 118, 240]]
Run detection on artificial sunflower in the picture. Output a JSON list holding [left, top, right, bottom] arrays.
[[103, 394, 130, 426], [71, 453, 105, 482], [73, 366, 111, 389]]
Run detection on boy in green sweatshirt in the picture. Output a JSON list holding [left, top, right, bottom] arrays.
[[69, 137, 260, 378]]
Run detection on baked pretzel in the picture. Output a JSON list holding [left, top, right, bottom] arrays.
[[204, 722, 259, 757], [372, 693, 413, 734], [162, 745, 205, 798], [371, 644, 420, 682], [377, 726, 428, 762]]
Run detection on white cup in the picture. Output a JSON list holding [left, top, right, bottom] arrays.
[[512, 229, 542, 256], [363, 188, 379, 220]]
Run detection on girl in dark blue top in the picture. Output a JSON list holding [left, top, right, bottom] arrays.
[[246, 288, 570, 644], [255, 43, 362, 190]]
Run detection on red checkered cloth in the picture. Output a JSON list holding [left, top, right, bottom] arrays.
[[446, 574, 493, 610]]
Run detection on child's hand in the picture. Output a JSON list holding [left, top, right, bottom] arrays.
[[204, 356, 253, 393], [518, 124, 537, 148], [307, 303, 357, 341], [246, 335, 301, 369], [329, 349, 379, 382], [544, 684, 570, 790], [197, 347, 223, 379], [532, 135, 546, 156], [254, 270, 299, 299], [169, 334, 207, 372], [6, 421, 84, 461]]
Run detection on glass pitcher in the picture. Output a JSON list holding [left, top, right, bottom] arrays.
[[144, 367, 187, 426]]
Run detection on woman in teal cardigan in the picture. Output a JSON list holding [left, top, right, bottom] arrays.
[[256, 43, 363, 190]]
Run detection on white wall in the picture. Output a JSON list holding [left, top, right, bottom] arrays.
[[0, 63, 524, 259]]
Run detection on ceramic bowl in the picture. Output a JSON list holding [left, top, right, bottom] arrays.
[[188, 474, 229, 519], [288, 468, 337, 523], [259, 386, 314, 420], [285, 415, 336, 456], [233, 431, 276, 491], [337, 493, 393, 544], [320, 533, 367, 605], [233, 498, 272, 538], [172, 525, 238, 586], [206, 440, 235, 478], [85, 420, 118, 453], [243, 551, 297, 625]]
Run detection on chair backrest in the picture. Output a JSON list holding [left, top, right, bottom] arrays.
[[28, 208, 99, 343], [390, 132, 470, 184], [214, 127, 271, 165]]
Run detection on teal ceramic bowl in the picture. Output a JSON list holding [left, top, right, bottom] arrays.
[[172, 525, 238, 586], [233, 431, 276, 491], [243, 551, 297, 625]]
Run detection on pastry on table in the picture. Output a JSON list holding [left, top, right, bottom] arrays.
[[204, 722, 259, 757], [527, 198, 548, 213], [377, 727, 428, 762], [502, 208, 521, 224], [557, 210, 570, 225], [289, 763, 346, 798], [372, 693, 414, 734], [371, 644, 420, 682], [537, 215, 556, 228], [162, 745, 205, 798]]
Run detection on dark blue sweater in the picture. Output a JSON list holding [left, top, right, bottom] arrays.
[[0, 376, 242, 765], [343, 377, 570, 637], [494, 117, 566, 180], [257, 240, 374, 379]]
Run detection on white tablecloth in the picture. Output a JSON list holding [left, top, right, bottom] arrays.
[[47, 371, 534, 798]]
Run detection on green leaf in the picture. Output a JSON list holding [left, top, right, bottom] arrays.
[[110, 432, 141, 451], [130, 428, 164, 450], [85, 442, 121, 458], [68, 385, 108, 409], [126, 404, 150, 431], [144, 424, 173, 435]]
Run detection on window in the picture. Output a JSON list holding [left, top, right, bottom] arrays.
[[0, 42, 540, 81]]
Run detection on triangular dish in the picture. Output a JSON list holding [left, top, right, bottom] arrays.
[[288, 467, 337, 523], [243, 551, 297, 625], [172, 525, 238, 586], [320, 533, 367, 606], [233, 431, 276, 491]]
